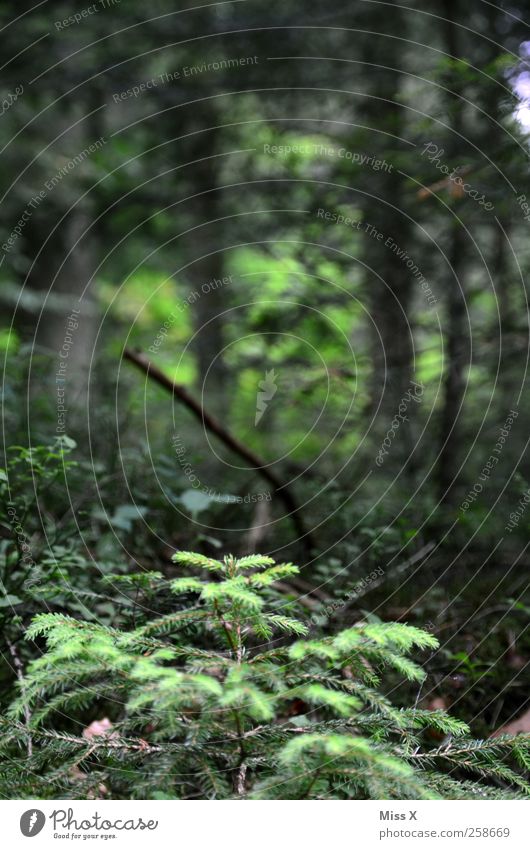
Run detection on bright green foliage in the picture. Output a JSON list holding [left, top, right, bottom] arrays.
[[1, 552, 529, 800]]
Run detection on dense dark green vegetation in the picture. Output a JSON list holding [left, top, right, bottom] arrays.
[[2, 546, 530, 799], [1, 1, 530, 799]]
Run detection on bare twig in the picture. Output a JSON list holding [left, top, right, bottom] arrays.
[[236, 762, 248, 795]]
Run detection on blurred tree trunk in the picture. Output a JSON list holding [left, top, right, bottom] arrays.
[[357, 8, 415, 435], [15, 102, 101, 422], [181, 108, 228, 408], [437, 226, 467, 501], [481, 1, 518, 418], [436, 0, 469, 502]]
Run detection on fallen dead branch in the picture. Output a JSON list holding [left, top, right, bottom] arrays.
[[123, 348, 313, 557]]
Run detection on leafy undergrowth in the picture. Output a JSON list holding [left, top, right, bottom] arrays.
[[1, 553, 529, 800]]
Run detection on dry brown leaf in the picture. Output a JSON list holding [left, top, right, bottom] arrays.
[[417, 165, 474, 201], [427, 696, 448, 711], [82, 717, 116, 740]]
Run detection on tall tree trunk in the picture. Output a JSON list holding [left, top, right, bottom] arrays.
[[180, 107, 228, 408], [357, 7, 416, 440], [437, 226, 467, 501], [436, 0, 469, 502], [16, 104, 101, 429]]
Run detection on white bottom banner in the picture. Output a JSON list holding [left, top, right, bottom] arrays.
[[1, 800, 527, 848]]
